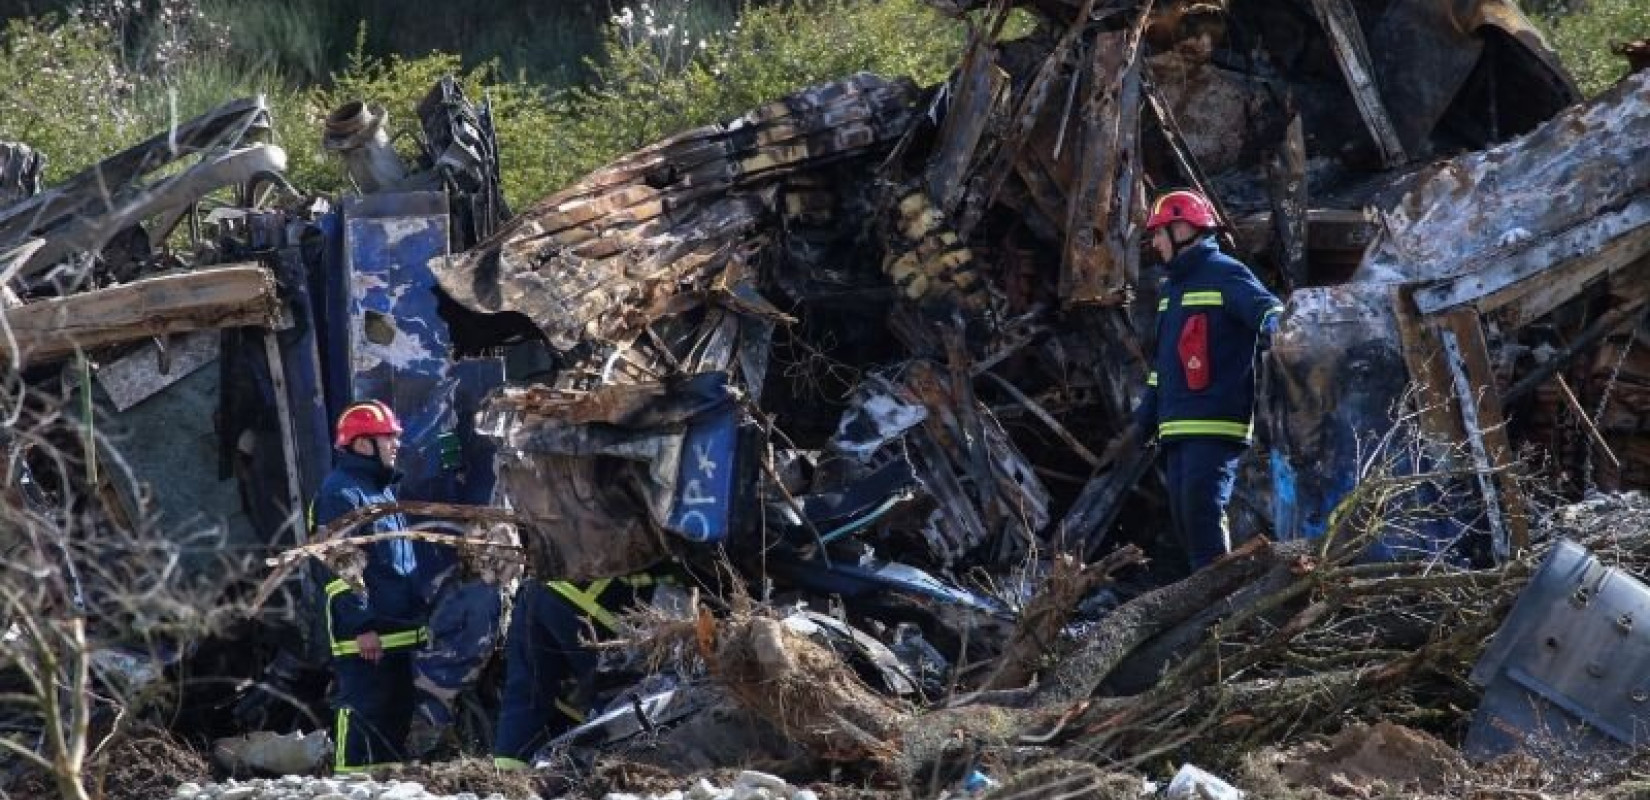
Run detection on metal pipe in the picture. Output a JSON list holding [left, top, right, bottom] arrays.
[[323, 101, 407, 194]]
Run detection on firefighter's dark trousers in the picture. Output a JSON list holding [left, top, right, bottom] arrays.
[[1164, 437, 1248, 571], [493, 581, 596, 766], [332, 650, 415, 772]]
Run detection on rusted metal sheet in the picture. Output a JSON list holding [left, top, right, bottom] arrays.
[[924, 42, 1009, 212], [1061, 26, 1145, 307], [432, 74, 919, 356]]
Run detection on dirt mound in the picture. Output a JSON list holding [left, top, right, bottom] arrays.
[[1242, 723, 1462, 798], [372, 758, 538, 798]]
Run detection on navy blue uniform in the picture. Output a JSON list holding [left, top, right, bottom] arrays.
[[492, 575, 667, 768], [1133, 236, 1281, 569], [311, 449, 434, 772]]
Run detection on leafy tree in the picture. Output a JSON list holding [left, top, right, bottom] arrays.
[[1539, 0, 1650, 97]]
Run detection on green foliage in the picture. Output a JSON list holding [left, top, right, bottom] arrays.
[[546, 0, 967, 193], [0, 17, 140, 184], [1539, 0, 1650, 97], [0, 0, 968, 209]]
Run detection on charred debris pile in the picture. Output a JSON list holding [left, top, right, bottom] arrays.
[[5, 0, 1650, 794]]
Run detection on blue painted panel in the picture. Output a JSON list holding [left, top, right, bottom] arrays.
[[340, 193, 504, 509], [666, 404, 738, 543]]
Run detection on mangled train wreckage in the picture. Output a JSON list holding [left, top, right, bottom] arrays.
[[5, 0, 1650, 783]]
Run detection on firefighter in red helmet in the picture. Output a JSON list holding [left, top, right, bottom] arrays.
[[311, 399, 432, 772], [1129, 190, 1282, 570]]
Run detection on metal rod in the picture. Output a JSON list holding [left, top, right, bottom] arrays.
[[980, 371, 1102, 469], [1555, 373, 1622, 469]]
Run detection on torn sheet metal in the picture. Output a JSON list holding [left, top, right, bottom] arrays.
[[1360, 70, 1650, 291], [341, 192, 503, 507], [483, 373, 743, 580], [432, 74, 920, 355], [832, 378, 930, 462]]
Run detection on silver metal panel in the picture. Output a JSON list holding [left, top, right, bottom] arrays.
[[93, 331, 220, 411], [1468, 539, 1650, 756]]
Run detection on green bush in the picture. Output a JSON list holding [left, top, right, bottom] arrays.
[[0, 17, 141, 184], [544, 0, 968, 194], [1539, 0, 1650, 97], [0, 0, 970, 209]]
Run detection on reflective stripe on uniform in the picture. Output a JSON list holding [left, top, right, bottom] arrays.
[[333, 708, 402, 772], [494, 756, 529, 771], [1146, 371, 1158, 387], [335, 708, 347, 770], [1260, 305, 1283, 326], [1157, 297, 1169, 312], [327, 577, 428, 656], [331, 627, 428, 657], [1158, 419, 1252, 440], [547, 579, 621, 633], [555, 697, 588, 723], [1181, 290, 1223, 307]]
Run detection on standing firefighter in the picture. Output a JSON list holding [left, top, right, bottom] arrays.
[[312, 400, 433, 772], [1130, 190, 1282, 570]]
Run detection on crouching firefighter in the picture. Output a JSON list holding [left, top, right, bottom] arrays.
[[493, 572, 675, 769], [1129, 190, 1282, 571], [312, 400, 434, 773]]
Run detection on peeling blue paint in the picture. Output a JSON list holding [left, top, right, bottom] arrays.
[[337, 193, 504, 508]]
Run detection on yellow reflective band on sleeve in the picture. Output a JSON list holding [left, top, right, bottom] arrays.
[[555, 697, 588, 724], [1158, 419, 1253, 440], [1181, 290, 1224, 307], [1157, 298, 1169, 312], [330, 627, 429, 657], [547, 579, 621, 633], [1146, 371, 1158, 387], [1260, 305, 1283, 325], [494, 757, 529, 771], [326, 580, 353, 597]]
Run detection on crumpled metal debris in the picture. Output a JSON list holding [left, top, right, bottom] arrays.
[[211, 730, 330, 775], [425, 0, 1638, 589]]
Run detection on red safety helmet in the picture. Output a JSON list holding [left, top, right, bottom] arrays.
[[334, 400, 403, 448], [1145, 190, 1220, 232]]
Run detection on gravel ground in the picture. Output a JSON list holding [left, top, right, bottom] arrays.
[[169, 770, 829, 800]]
